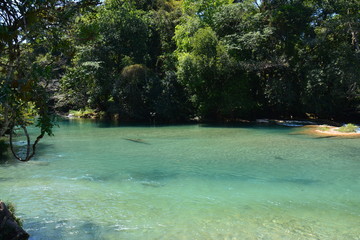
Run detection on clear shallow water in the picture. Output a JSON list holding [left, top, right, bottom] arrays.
[[1, 119, 360, 240]]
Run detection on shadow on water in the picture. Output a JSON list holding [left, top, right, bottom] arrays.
[[26, 218, 106, 240], [85, 164, 323, 188], [79, 221, 104, 240], [313, 135, 337, 139], [0, 177, 11, 182], [274, 156, 285, 161], [0, 152, 25, 166], [92, 169, 179, 187], [25, 218, 68, 240], [271, 178, 320, 185], [60, 118, 307, 130], [199, 122, 307, 130], [0, 143, 52, 171], [110, 168, 321, 187], [130, 169, 179, 181], [0, 154, 10, 163], [196, 172, 320, 186], [9, 142, 53, 161], [123, 138, 150, 144], [64, 118, 159, 128]]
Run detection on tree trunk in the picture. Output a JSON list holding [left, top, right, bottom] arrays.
[[351, 30, 359, 52], [27, 131, 45, 161], [347, 9, 359, 52], [9, 125, 45, 162], [9, 125, 30, 162], [0, 202, 29, 240]]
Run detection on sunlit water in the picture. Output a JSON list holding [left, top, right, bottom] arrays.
[[1, 119, 360, 240]]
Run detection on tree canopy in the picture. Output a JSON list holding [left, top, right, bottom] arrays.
[[1, 0, 359, 160], [0, 0, 99, 161]]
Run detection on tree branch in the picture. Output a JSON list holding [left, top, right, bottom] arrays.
[[9, 125, 31, 162]]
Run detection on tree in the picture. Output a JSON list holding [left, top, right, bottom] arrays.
[[182, 0, 232, 24], [61, 1, 149, 112], [54, 0, 360, 122], [300, 0, 360, 118], [0, 0, 99, 161], [113, 64, 161, 121], [61, 0, 192, 122]]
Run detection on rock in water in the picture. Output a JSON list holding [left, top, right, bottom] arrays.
[[0, 202, 29, 240]]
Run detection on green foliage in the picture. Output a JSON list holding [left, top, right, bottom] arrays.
[[113, 64, 162, 120], [58, 0, 360, 122], [69, 108, 104, 118], [176, 21, 258, 119], [0, 1, 99, 161], [338, 124, 359, 133], [61, 2, 150, 111], [61, 1, 192, 122], [174, 17, 202, 53], [155, 71, 193, 121], [2, 0, 360, 129], [145, 0, 183, 72], [182, 0, 232, 24]]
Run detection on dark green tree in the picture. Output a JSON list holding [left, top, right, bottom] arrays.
[[0, 0, 99, 161]]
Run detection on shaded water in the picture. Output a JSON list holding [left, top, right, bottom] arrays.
[[1, 120, 360, 239]]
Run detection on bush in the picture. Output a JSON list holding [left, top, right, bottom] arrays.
[[338, 123, 358, 133]]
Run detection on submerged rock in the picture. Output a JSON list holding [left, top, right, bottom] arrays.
[[124, 138, 149, 144], [0, 202, 29, 240]]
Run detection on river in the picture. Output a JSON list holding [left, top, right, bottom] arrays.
[[1, 119, 359, 239]]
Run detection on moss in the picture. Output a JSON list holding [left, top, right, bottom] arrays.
[[0, 201, 23, 227], [338, 123, 358, 133]]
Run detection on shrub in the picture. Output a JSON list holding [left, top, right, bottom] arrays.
[[338, 123, 358, 133]]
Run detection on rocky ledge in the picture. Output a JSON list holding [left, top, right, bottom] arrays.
[[0, 201, 29, 240]]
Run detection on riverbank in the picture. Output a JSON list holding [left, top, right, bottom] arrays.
[[300, 124, 360, 138], [253, 119, 360, 138]]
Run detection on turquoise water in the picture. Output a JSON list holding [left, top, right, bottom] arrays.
[[1, 119, 360, 240]]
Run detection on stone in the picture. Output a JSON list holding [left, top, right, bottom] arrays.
[[0, 202, 29, 240]]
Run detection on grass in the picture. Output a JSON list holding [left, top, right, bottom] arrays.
[[318, 126, 331, 131], [337, 123, 359, 133], [69, 108, 105, 118]]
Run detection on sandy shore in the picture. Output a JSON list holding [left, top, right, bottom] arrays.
[[301, 125, 360, 138]]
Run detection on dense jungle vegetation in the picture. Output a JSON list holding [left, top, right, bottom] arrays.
[[1, 0, 360, 159]]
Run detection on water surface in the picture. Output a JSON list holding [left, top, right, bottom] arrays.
[[1, 120, 360, 239]]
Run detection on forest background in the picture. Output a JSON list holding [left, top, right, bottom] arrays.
[[1, 0, 360, 160]]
